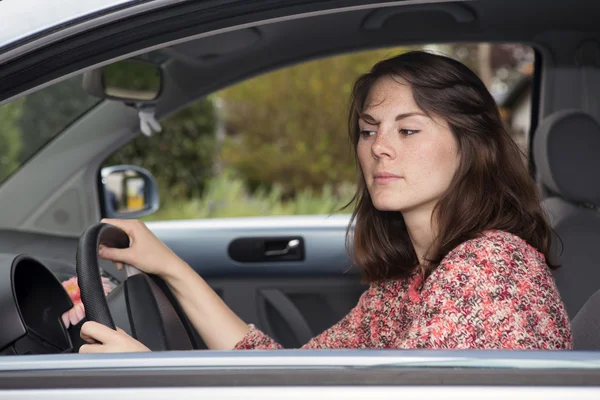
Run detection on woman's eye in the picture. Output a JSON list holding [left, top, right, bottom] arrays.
[[400, 129, 420, 136], [360, 130, 376, 138]]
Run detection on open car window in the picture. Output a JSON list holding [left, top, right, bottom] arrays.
[[104, 43, 535, 221]]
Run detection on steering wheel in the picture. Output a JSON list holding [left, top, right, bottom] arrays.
[[76, 222, 195, 351]]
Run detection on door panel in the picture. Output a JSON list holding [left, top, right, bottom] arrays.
[[184, 277, 366, 349], [150, 215, 366, 349]]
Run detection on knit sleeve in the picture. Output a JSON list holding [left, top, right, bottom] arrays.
[[234, 284, 379, 350], [398, 232, 573, 350]]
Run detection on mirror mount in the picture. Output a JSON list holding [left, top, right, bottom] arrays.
[[138, 104, 163, 137], [83, 59, 164, 136]]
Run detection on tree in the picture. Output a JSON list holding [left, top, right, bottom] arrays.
[[0, 75, 98, 184], [98, 58, 219, 205], [218, 47, 408, 196], [105, 97, 217, 205], [0, 99, 24, 182], [18, 76, 99, 163]]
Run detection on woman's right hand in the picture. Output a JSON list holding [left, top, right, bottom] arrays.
[[99, 218, 252, 350], [98, 218, 190, 281]]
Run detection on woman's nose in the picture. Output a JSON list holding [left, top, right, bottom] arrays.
[[371, 131, 396, 159]]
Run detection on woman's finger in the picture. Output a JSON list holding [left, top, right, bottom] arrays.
[[79, 343, 106, 354], [80, 324, 99, 344], [98, 246, 133, 264], [74, 303, 85, 321], [101, 218, 143, 237], [80, 333, 97, 344], [98, 246, 125, 270], [80, 321, 118, 344], [68, 304, 85, 326], [61, 311, 71, 329]]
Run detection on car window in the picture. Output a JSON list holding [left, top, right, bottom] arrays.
[[0, 74, 101, 184], [104, 43, 535, 221]]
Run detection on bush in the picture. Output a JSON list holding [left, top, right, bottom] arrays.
[[0, 99, 24, 182], [142, 170, 356, 221]]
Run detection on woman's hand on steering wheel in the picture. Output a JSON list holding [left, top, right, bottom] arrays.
[[98, 218, 190, 281], [79, 321, 150, 353]]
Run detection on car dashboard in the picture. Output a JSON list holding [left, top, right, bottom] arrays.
[[0, 254, 75, 356]]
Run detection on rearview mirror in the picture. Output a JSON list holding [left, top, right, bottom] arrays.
[[100, 165, 160, 219], [83, 59, 163, 103]]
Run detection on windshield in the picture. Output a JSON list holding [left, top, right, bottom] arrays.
[[0, 75, 100, 184]]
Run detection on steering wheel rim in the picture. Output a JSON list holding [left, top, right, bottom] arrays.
[[76, 222, 196, 351], [76, 222, 129, 330]]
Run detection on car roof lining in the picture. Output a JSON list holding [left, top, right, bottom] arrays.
[[150, 0, 598, 120], [2, 0, 597, 109]]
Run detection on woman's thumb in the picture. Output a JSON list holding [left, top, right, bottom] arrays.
[[98, 245, 132, 264]]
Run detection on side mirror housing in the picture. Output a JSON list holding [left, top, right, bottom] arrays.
[[100, 165, 160, 219]]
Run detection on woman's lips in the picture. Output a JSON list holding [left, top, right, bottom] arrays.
[[374, 173, 402, 184]]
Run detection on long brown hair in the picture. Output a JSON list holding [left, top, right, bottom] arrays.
[[346, 50, 555, 282]]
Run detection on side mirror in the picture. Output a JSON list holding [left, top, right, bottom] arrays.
[[83, 59, 163, 103], [100, 165, 160, 219]]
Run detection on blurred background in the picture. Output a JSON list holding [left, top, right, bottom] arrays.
[[0, 43, 535, 221]]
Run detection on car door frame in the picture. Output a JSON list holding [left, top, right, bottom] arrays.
[[0, 0, 464, 105]]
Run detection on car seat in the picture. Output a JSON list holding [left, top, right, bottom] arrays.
[[533, 109, 600, 349]]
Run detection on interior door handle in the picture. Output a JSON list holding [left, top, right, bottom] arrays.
[[228, 236, 304, 262], [264, 239, 300, 257]]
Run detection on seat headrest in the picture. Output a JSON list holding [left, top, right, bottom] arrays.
[[533, 110, 600, 206]]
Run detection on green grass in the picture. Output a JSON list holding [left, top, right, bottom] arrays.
[[143, 171, 356, 221]]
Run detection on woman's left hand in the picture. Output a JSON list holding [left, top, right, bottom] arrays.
[[79, 321, 151, 353]]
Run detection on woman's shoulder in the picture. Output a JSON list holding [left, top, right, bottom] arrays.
[[443, 229, 545, 267], [424, 229, 560, 310], [419, 230, 571, 350], [432, 229, 550, 286]]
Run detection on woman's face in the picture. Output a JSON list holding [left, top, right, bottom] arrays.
[[357, 76, 460, 216]]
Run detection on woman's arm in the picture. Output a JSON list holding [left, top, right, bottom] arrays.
[[164, 264, 250, 350], [80, 218, 381, 352], [235, 284, 378, 350], [81, 219, 250, 352]]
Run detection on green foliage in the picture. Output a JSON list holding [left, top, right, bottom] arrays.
[[0, 99, 24, 182], [142, 169, 356, 221], [103, 60, 161, 96], [218, 47, 407, 195], [0, 75, 99, 185], [105, 98, 217, 206], [18, 76, 99, 162], [107, 47, 407, 216]]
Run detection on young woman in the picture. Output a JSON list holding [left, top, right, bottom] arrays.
[[79, 51, 572, 353]]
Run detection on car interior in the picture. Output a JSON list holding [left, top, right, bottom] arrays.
[[0, 0, 599, 355]]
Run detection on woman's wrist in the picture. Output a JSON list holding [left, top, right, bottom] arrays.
[[159, 257, 194, 283]]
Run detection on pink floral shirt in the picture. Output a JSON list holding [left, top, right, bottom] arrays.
[[235, 230, 572, 350]]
